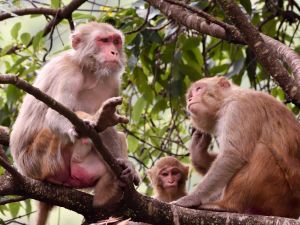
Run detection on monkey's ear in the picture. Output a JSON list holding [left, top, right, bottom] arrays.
[[71, 34, 81, 50], [218, 77, 231, 88], [184, 166, 189, 179]]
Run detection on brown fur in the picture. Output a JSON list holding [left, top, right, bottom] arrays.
[[174, 76, 300, 218], [148, 156, 188, 203]]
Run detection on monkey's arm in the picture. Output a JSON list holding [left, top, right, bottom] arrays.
[[189, 130, 217, 175], [45, 72, 83, 141], [174, 149, 245, 207]]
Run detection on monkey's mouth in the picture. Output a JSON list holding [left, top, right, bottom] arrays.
[[165, 183, 177, 188], [103, 60, 120, 67], [187, 102, 200, 112]]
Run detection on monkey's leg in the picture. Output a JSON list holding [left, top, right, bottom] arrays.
[[93, 171, 122, 206], [36, 202, 53, 225]]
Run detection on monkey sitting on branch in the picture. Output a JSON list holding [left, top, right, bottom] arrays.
[[9, 22, 139, 225], [174, 76, 300, 218]]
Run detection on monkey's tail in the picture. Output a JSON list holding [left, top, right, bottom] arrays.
[[36, 202, 53, 225]]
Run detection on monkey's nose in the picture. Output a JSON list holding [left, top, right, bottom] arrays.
[[111, 51, 118, 56]]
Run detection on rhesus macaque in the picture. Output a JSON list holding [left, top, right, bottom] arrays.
[[126, 156, 189, 225], [148, 156, 189, 202], [10, 22, 139, 225], [174, 76, 300, 218]]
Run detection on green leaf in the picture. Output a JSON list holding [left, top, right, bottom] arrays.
[[24, 199, 32, 216], [32, 31, 44, 52], [6, 85, 23, 107], [8, 202, 20, 218], [7, 56, 30, 74], [0, 44, 14, 56], [132, 96, 147, 122], [128, 135, 139, 153], [10, 22, 21, 40], [240, 0, 252, 15], [72, 13, 96, 20], [51, 0, 60, 8], [20, 33, 31, 46]]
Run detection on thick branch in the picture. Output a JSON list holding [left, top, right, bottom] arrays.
[[216, 0, 300, 106], [0, 172, 298, 225]]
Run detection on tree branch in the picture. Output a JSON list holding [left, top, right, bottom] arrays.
[[5, 0, 87, 55], [0, 8, 58, 21], [215, 0, 300, 106]]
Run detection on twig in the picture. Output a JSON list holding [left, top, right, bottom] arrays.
[[5, 0, 87, 55], [0, 7, 58, 21], [0, 156, 23, 180], [0, 196, 28, 205], [125, 6, 151, 35]]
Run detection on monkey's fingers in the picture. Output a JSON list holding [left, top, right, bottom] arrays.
[[172, 195, 202, 208], [117, 159, 140, 186], [102, 96, 123, 113], [114, 115, 129, 124]]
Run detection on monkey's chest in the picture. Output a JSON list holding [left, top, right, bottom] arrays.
[[76, 87, 113, 114]]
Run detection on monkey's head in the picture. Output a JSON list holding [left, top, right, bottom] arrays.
[[186, 76, 233, 133], [71, 22, 126, 77], [148, 156, 189, 194]]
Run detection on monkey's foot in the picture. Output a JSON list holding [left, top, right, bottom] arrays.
[[172, 194, 202, 208], [96, 97, 129, 132], [117, 158, 140, 186]]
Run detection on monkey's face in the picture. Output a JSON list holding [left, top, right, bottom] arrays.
[[158, 167, 182, 190], [186, 81, 207, 115], [186, 77, 232, 132], [72, 24, 126, 77]]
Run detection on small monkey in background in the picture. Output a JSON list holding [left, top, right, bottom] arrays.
[[174, 76, 300, 218], [10, 22, 139, 225], [148, 156, 189, 202], [126, 156, 188, 225]]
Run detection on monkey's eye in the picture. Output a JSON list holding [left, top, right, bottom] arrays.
[[113, 38, 120, 45], [171, 170, 180, 176], [161, 172, 168, 177], [101, 38, 109, 43], [196, 87, 202, 92]]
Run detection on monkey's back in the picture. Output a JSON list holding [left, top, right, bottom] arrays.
[[10, 52, 76, 173]]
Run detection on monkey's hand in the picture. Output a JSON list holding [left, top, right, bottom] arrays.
[[117, 158, 140, 186], [190, 130, 212, 153], [172, 193, 202, 208], [67, 128, 79, 143], [96, 97, 129, 132]]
